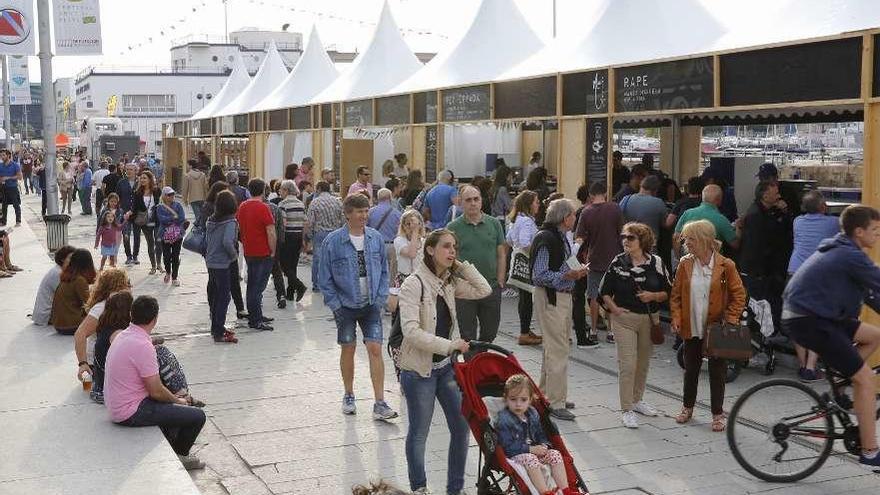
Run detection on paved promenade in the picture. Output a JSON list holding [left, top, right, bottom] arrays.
[[3, 192, 878, 494]]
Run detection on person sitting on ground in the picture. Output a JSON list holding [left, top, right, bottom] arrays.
[[0, 229, 21, 277], [104, 295, 207, 471], [51, 248, 97, 335], [352, 480, 410, 495], [31, 245, 76, 325], [496, 374, 579, 495]]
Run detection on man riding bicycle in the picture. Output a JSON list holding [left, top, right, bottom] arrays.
[[782, 204, 880, 467]]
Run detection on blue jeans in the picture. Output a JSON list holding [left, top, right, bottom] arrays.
[[207, 267, 231, 338], [333, 303, 383, 345], [400, 363, 470, 493], [245, 256, 274, 326], [311, 230, 330, 290], [190, 200, 204, 223]]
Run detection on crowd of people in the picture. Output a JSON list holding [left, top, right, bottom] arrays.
[[19, 144, 880, 489]]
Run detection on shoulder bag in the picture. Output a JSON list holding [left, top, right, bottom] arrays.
[[703, 262, 751, 360]]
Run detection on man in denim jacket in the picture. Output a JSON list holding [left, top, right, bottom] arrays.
[[318, 193, 397, 421]]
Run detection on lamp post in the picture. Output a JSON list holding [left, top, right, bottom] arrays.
[[38, 0, 59, 215], [196, 91, 213, 109]]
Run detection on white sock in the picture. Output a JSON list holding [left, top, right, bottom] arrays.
[[863, 449, 879, 459]]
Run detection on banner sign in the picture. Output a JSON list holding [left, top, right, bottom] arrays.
[[8, 54, 29, 104], [586, 118, 608, 187], [615, 57, 714, 113], [0, 1, 36, 55], [53, 0, 102, 55]]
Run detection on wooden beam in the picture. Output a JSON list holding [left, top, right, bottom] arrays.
[[606, 68, 616, 197], [861, 34, 880, 380]]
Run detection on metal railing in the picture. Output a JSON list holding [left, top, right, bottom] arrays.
[[76, 66, 230, 82], [170, 33, 302, 51]]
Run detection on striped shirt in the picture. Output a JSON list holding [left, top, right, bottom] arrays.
[[306, 192, 344, 233], [278, 196, 306, 234]]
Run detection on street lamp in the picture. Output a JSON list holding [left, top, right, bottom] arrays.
[[196, 92, 213, 109]]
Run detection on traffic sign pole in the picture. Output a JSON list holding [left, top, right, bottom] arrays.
[[37, 0, 57, 215]]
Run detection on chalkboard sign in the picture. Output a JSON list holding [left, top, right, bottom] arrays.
[[233, 114, 248, 134], [321, 104, 332, 129], [721, 38, 862, 106], [873, 35, 879, 97], [344, 99, 374, 127], [267, 110, 287, 131], [442, 85, 490, 122], [586, 118, 608, 187], [376, 95, 410, 126], [494, 76, 557, 119], [562, 70, 609, 116], [292, 106, 311, 129], [413, 91, 437, 124], [425, 125, 438, 183], [615, 57, 714, 113]]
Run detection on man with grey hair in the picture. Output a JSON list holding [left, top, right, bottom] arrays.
[[448, 185, 505, 343], [530, 198, 588, 421], [673, 183, 740, 257], [424, 170, 458, 229], [368, 188, 402, 284], [226, 171, 250, 204], [787, 189, 840, 382], [620, 174, 669, 241]]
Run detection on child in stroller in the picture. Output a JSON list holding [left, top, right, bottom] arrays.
[[497, 374, 573, 495]]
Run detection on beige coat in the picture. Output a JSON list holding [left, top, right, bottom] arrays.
[[399, 260, 491, 377], [182, 169, 208, 204]]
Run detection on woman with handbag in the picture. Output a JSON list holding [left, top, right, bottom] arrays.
[[506, 190, 542, 346], [670, 219, 746, 432], [127, 171, 162, 274], [599, 222, 671, 429], [156, 186, 187, 286]]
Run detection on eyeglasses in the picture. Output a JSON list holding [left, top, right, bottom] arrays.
[[620, 234, 637, 242]]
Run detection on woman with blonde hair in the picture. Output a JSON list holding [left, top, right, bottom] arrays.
[[394, 209, 425, 287], [670, 219, 746, 431], [506, 190, 542, 345], [599, 222, 671, 429]]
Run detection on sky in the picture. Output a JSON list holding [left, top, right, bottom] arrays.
[[31, 0, 789, 83]]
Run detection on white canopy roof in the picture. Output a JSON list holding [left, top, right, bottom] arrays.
[[310, 1, 422, 103], [254, 28, 339, 111], [190, 54, 250, 120], [217, 42, 288, 116], [393, 0, 544, 94]]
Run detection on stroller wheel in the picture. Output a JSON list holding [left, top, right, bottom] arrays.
[[676, 345, 686, 370], [726, 361, 742, 383]]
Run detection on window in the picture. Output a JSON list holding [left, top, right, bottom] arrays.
[[86, 101, 93, 108], [121, 94, 176, 114]]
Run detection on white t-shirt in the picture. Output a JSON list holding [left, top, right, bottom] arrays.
[[85, 300, 106, 364], [394, 235, 422, 276], [93, 169, 110, 188], [350, 234, 369, 306]]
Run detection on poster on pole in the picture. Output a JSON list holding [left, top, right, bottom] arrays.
[[0, 1, 36, 55], [52, 0, 102, 55], [8, 53, 29, 104]]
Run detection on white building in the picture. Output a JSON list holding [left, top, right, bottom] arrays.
[[54, 77, 77, 134]]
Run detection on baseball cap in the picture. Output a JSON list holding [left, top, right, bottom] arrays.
[[161, 186, 175, 196]]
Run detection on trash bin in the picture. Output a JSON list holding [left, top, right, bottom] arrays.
[[45, 214, 71, 252]]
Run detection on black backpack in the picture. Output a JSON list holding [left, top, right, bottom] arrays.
[[387, 275, 423, 377]]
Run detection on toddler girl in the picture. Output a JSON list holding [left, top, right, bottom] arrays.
[[497, 374, 581, 495], [95, 211, 122, 270]]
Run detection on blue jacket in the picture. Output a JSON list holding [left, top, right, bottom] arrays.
[[784, 233, 880, 321], [116, 177, 135, 212], [317, 225, 389, 312], [205, 216, 238, 269], [155, 200, 186, 237], [496, 406, 550, 457]]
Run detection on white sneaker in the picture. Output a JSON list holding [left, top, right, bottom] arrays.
[[621, 410, 639, 428], [632, 401, 659, 417]]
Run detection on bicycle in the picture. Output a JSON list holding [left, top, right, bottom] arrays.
[[726, 364, 880, 482]]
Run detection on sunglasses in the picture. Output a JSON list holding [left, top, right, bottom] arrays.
[[620, 234, 637, 242]]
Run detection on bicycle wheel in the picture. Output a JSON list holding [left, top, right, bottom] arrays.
[[727, 379, 834, 482]]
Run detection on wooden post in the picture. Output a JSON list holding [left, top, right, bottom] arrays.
[[606, 68, 616, 196], [861, 34, 880, 380]]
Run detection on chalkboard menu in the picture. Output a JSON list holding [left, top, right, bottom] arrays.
[[442, 85, 490, 122], [494, 76, 557, 119], [267, 110, 288, 131], [425, 125, 438, 183], [376, 95, 410, 126], [562, 70, 609, 116], [233, 114, 248, 134], [586, 118, 608, 186], [721, 38, 862, 106], [615, 57, 714, 113], [344, 99, 374, 127], [873, 35, 879, 97], [413, 91, 437, 124], [292, 106, 311, 129], [321, 104, 332, 128]]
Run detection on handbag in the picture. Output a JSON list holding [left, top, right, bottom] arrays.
[[648, 311, 665, 345], [506, 247, 534, 293], [133, 211, 147, 226], [704, 265, 751, 360], [162, 224, 183, 244], [182, 223, 206, 255]]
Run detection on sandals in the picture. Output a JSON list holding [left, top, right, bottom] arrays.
[[675, 407, 694, 424], [712, 414, 726, 432]]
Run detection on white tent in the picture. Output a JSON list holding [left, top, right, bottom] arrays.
[[310, 1, 422, 103], [190, 54, 251, 120], [254, 27, 339, 111], [216, 42, 288, 117], [393, 0, 544, 94]]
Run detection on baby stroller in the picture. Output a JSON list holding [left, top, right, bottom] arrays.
[[452, 342, 589, 495]]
